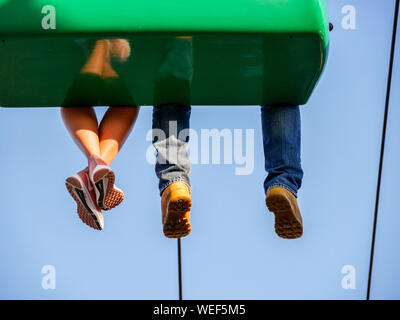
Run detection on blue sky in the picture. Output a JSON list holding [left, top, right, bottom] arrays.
[[0, 0, 399, 299]]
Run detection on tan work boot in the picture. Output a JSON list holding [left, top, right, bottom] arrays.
[[265, 187, 303, 239], [161, 182, 192, 238]]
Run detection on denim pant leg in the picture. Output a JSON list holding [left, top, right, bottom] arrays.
[[261, 105, 303, 197], [152, 104, 192, 195]]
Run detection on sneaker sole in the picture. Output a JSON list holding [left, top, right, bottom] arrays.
[[91, 166, 124, 210], [266, 193, 303, 239], [163, 197, 192, 239], [65, 176, 104, 230], [103, 186, 125, 210]]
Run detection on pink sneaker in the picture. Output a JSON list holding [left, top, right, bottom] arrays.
[[88, 155, 124, 211], [65, 167, 104, 230]]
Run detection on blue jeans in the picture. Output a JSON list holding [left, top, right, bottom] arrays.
[[261, 105, 303, 197], [152, 104, 192, 194], [152, 105, 303, 197]]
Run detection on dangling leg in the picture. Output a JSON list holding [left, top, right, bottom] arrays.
[[152, 104, 192, 239], [261, 105, 303, 239], [61, 106, 106, 230], [85, 50, 140, 210], [61, 40, 110, 230], [98, 106, 139, 165], [151, 38, 194, 239]]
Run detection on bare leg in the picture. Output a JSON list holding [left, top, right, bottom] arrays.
[[61, 107, 101, 159], [98, 106, 139, 165]]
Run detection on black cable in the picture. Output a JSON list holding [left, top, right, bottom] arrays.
[[177, 239, 183, 300], [367, 0, 400, 300]]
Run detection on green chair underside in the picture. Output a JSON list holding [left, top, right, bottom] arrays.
[[0, 34, 328, 107], [0, 0, 329, 107]]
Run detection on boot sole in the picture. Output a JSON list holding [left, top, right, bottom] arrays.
[[163, 197, 192, 239], [266, 193, 302, 239]]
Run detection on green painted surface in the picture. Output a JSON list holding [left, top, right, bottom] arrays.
[[0, 0, 329, 107]]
